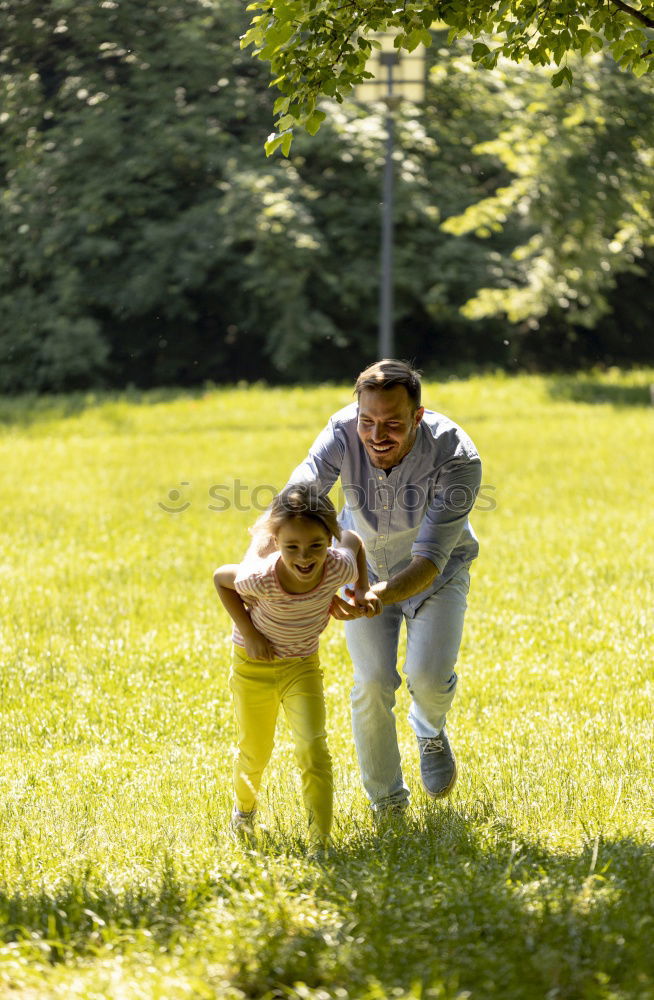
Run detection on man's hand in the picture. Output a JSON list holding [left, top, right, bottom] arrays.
[[353, 586, 383, 618], [243, 628, 276, 661], [368, 557, 438, 606]]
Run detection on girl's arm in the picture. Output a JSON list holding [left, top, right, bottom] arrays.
[[213, 565, 276, 660], [336, 531, 382, 617]]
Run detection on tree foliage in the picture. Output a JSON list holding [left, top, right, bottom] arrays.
[[243, 0, 654, 145], [440, 52, 654, 332], [0, 0, 318, 389]]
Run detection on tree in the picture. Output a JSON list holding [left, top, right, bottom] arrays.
[[0, 0, 321, 389], [440, 52, 654, 336], [242, 0, 654, 148]]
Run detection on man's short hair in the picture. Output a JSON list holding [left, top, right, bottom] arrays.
[[354, 359, 422, 410]]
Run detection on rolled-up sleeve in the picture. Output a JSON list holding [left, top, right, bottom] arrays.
[[412, 455, 482, 573], [288, 418, 345, 494]]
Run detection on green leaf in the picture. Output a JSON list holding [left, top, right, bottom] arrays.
[[590, 9, 609, 30], [273, 96, 291, 115], [281, 131, 293, 156], [240, 27, 262, 50], [305, 109, 326, 135], [275, 113, 296, 131], [264, 132, 285, 156], [611, 39, 631, 61], [471, 42, 491, 61], [624, 28, 646, 44], [551, 67, 573, 87]]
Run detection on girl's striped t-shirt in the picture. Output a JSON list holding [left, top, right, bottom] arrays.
[[232, 547, 358, 658]]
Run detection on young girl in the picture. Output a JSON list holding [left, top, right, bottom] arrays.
[[213, 483, 381, 848]]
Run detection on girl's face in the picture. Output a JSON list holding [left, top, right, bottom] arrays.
[[274, 516, 330, 589]]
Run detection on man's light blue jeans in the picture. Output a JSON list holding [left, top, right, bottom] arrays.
[[344, 566, 470, 808]]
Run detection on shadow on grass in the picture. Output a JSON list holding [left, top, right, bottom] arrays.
[[0, 386, 320, 435], [233, 806, 654, 999], [547, 376, 653, 408], [1, 810, 652, 998], [0, 387, 213, 428], [0, 854, 230, 962]]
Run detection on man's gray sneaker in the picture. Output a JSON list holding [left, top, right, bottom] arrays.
[[372, 800, 409, 830], [417, 730, 457, 798]]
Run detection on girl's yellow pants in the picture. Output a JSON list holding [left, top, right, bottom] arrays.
[[229, 645, 333, 843]]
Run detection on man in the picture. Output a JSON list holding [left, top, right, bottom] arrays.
[[288, 359, 482, 816]]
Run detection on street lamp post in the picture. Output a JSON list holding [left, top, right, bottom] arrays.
[[354, 35, 427, 361], [379, 52, 399, 359]]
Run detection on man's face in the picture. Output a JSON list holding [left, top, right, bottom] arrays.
[[357, 386, 424, 470]]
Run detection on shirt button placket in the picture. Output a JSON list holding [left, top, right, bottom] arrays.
[[378, 493, 392, 566]]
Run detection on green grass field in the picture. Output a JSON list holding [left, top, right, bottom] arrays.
[[1, 370, 652, 999]]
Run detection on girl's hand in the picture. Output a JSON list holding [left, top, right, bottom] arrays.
[[243, 629, 276, 661], [329, 587, 382, 620], [329, 592, 366, 620]]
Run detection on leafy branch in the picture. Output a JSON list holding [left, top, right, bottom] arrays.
[[243, 0, 654, 148], [606, 0, 654, 27]]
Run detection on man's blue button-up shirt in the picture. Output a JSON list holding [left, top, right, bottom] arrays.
[[289, 402, 482, 614]]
